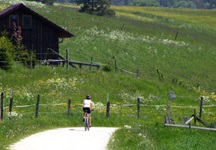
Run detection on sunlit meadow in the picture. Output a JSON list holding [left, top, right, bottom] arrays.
[[1, 1, 216, 150]]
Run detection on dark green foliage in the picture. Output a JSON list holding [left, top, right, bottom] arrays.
[[96, 0, 115, 16], [173, 1, 195, 8], [156, 68, 164, 82], [129, 0, 160, 6], [56, 0, 216, 8], [0, 31, 37, 70], [209, 122, 216, 128], [77, 0, 115, 16], [0, 32, 15, 70], [41, 0, 54, 5], [15, 46, 37, 68], [27, 0, 54, 5], [103, 65, 112, 72]]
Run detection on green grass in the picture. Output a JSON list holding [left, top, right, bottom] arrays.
[[1, 1, 216, 150]]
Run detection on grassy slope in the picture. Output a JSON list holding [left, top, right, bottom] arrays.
[[0, 1, 216, 150]]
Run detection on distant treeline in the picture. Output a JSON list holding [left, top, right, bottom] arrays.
[[54, 0, 216, 9]]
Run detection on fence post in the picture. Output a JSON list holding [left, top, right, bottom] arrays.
[[166, 99, 172, 124], [66, 49, 69, 70], [9, 97, 13, 119], [67, 99, 71, 116], [194, 108, 196, 124], [90, 57, 93, 70], [199, 96, 204, 119], [136, 69, 140, 78], [174, 31, 178, 40], [106, 102, 110, 117], [115, 60, 118, 73], [137, 97, 140, 118], [35, 94, 40, 118], [1, 93, 3, 121]]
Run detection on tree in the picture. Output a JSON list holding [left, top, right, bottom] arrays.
[[129, 0, 160, 6], [194, 0, 205, 8], [173, 1, 195, 8], [27, 0, 54, 5], [77, 0, 115, 16], [209, 0, 216, 8]]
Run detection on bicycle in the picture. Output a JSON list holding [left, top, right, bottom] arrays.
[[83, 109, 94, 131], [84, 110, 90, 131]]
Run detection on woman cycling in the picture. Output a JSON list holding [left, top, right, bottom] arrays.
[[83, 95, 93, 127]]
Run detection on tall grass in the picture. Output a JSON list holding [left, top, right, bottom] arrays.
[[0, 1, 216, 150]]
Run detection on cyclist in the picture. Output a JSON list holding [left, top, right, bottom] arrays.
[[83, 95, 93, 127]]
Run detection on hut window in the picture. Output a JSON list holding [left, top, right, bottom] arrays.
[[22, 15, 32, 28], [9, 15, 19, 28]]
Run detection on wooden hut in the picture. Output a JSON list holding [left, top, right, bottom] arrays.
[[0, 3, 73, 61]]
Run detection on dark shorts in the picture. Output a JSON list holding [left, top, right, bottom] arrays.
[[83, 107, 91, 114]]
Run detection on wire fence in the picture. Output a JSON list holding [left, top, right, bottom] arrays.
[[0, 48, 141, 78], [0, 61, 140, 78], [1, 92, 215, 128]]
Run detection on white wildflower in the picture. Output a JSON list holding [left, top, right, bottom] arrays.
[[124, 125, 132, 129], [8, 111, 22, 118]]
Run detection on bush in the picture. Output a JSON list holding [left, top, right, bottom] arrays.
[[0, 31, 37, 71], [14, 45, 37, 68], [0, 33, 15, 70], [97, 7, 115, 16]]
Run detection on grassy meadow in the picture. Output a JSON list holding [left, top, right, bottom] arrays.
[[0, 1, 216, 149]]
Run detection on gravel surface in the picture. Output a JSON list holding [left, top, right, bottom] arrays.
[[9, 127, 118, 150]]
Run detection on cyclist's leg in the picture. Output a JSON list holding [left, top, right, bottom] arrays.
[[83, 108, 87, 122], [88, 108, 91, 126], [89, 113, 91, 126]]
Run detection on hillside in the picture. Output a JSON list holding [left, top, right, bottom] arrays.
[[0, 1, 216, 150], [41, 3, 216, 91]]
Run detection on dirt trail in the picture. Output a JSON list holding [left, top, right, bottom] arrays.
[[9, 127, 118, 150]]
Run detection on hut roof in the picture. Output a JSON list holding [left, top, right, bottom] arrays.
[[0, 3, 73, 38]]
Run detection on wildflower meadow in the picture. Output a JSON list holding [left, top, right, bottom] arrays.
[[1, 1, 216, 150]]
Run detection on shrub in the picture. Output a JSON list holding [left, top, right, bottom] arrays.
[[0, 31, 37, 70], [0, 32, 15, 70], [14, 45, 37, 68]]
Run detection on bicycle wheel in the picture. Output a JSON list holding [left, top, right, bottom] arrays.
[[87, 118, 90, 131], [84, 117, 88, 131]]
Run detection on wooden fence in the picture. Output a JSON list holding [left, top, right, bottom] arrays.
[[0, 92, 72, 121], [1, 92, 215, 132], [47, 48, 100, 69], [0, 92, 143, 121], [46, 48, 140, 77], [164, 96, 216, 131]]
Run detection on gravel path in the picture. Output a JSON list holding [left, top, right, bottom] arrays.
[[9, 127, 118, 150]]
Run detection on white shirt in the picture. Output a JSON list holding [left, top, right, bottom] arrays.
[[83, 99, 92, 108]]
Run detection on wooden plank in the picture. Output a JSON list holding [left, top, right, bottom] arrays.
[[195, 116, 207, 126], [165, 124, 216, 131], [185, 116, 194, 125], [69, 60, 100, 67], [47, 59, 65, 62], [48, 48, 65, 60]]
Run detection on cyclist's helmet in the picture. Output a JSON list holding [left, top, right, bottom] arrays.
[[86, 95, 91, 99]]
